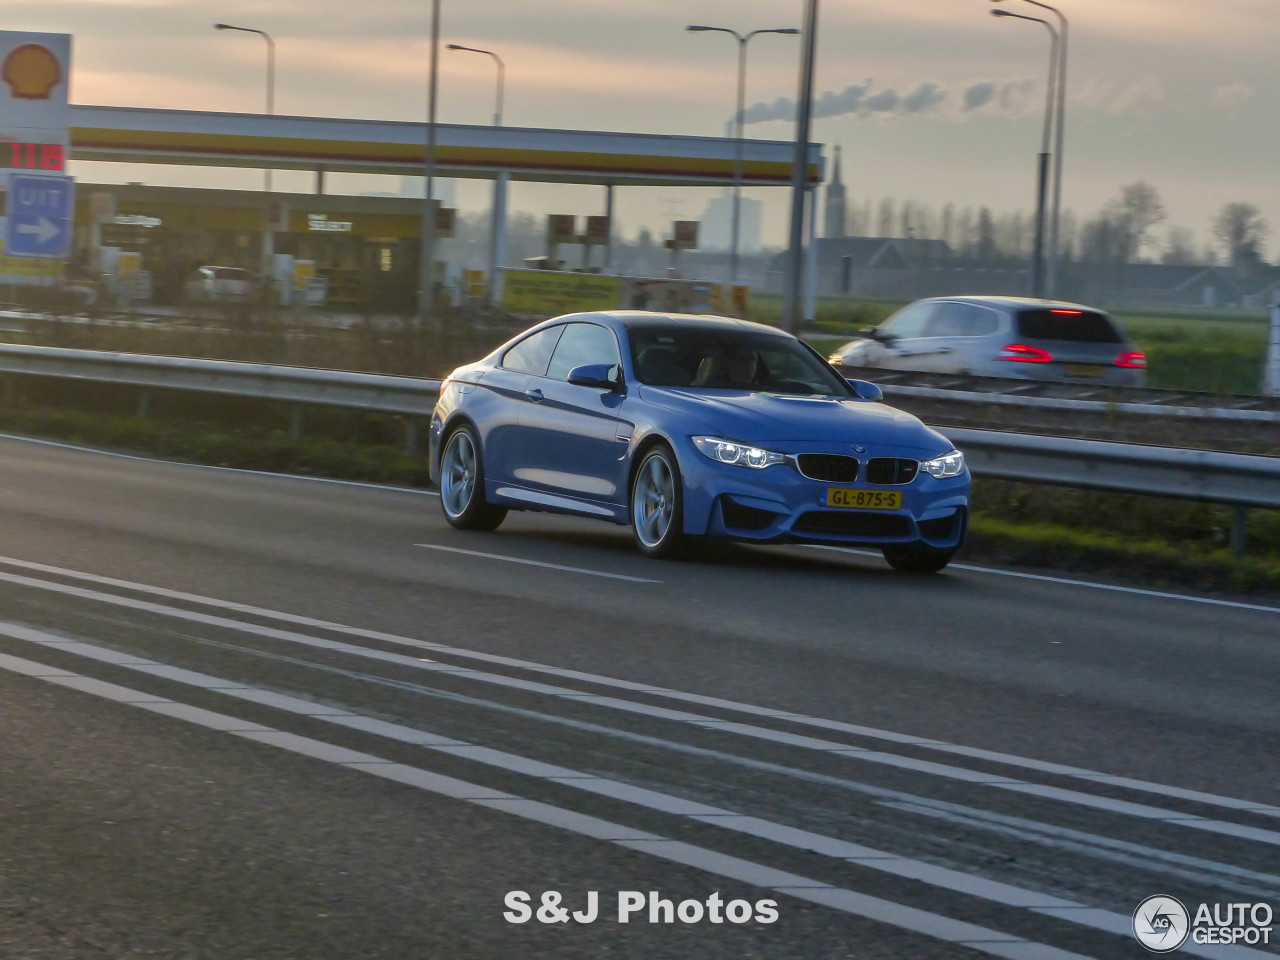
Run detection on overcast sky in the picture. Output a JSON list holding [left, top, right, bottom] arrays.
[[13, 0, 1280, 255]]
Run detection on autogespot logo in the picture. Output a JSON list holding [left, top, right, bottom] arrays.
[[1134, 895, 1191, 953]]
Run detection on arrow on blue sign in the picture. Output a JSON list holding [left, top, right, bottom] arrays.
[[17, 218, 62, 246], [5, 174, 76, 260]]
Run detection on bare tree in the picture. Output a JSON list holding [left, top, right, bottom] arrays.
[[1212, 202, 1268, 267], [1109, 182, 1166, 261], [876, 198, 896, 238], [956, 207, 976, 257], [1160, 226, 1198, 266], [940, 203, 955, 250], [976, 207, 998, 259], [1059, 210, 1078, 262]]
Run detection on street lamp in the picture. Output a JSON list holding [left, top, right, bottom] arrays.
[[991, 9, 1057, 297], [687, 24, 799, 288], [418, 0, 442, 324], [781, 0, 819, 333], [215, 21, 277, 285], [213, 23, 275, 192], [447, 42, 507, 305], [992, 0, 1067, 297], [446, 44, 504, 126]]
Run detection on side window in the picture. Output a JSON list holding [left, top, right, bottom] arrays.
[[880, 302, 937, 339], [546, 323, 622, 381], [502, 326, 564, 376], [924, 303, 1001, 338], [963, 304, 1001, 337]]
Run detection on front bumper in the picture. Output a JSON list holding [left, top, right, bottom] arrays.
[[678, 437, 970, 549]]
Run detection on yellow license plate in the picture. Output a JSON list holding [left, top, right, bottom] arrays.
[[1063, 363, 1104, 378], [825, 488, 902, 510]]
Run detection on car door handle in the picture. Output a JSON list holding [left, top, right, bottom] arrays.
[[524, 388, 543, 403]]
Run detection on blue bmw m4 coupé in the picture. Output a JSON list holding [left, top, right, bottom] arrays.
[[429, 312, 970, 572]]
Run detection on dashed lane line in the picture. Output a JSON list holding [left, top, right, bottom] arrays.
[[414, 543, 662, 583]]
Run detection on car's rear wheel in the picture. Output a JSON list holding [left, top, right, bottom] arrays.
[[631, 444, 686, 558], [882, 542, 956, 574], [439, 425, 507, 531]]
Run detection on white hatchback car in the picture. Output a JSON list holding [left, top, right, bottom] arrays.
[[183, 265, 256, 304], [830, 296, 1147, 387]]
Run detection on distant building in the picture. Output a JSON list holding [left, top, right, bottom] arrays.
[[766, 236, 954, 297], [823, 145, 846, 239], [697, 189, 762, 253]]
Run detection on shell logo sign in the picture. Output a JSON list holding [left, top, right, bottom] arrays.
[[3, 43, 61, 100]]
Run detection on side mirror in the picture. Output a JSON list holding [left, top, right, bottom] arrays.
[[869, 327, 895, 343], [845, 378, 883, 402], [567, 363, 621, 390]]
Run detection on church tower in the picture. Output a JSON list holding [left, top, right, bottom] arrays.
[[823, 145, 847, 239]]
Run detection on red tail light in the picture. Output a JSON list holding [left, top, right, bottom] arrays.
[[997, 343, 1053, 363], [1115, 351, 1147, 369], [1049, 309, 1082, 315]]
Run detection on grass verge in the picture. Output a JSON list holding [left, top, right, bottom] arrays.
[[964, 517, 1280, 595]]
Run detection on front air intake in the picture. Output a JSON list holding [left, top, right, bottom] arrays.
[[865, 458, 918, 485], [795, 454, 859, 483]]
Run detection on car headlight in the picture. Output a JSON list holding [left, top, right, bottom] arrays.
[[920, 449, 966, 478], [692, 436, 786, 469]]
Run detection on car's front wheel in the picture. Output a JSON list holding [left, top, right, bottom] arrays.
[[631, 444, 686, 558], [881, 542, 956, 574], [439, 425, 507, 531]]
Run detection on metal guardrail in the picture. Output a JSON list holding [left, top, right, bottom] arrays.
[[1, 343, 1277, 550], [885, 384, 1280, 423], [0, 343, 442, 416], [834, 364, 1280, 417], [947, 428, 1280, 509]]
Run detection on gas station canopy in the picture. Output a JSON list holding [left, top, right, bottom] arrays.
[[70, 105, 823, 188]]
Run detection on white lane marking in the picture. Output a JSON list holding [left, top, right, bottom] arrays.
[[0, 432, 440, 496], [881, 799, 1280, 899], [3, 580, 1280, 861], [414, 543, 662, 584], [168, 628, 1280, 903], [803, 545, 1280, 615], [2, 630, 1218, 955], [0, 556, 1276, 823], [0, 649, 1105, 960]]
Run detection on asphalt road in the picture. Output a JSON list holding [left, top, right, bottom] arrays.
[[1, 434, 1277, 960]]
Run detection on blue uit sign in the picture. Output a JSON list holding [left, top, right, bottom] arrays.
[[5, 174, 75, 259]]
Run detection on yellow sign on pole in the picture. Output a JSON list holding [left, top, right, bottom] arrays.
[[117, 251, 142, 281], [293, 259, 315, 291], [501, 269, 622, 315], [465, 268, 486, 299]]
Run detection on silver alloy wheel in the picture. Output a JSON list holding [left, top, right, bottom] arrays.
[[633, 453, 675, 548], [441, 430, 477, 519]]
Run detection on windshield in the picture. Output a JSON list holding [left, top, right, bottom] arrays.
[[629, 325, 853, 396]]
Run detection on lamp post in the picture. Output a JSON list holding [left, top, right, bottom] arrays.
[[214, 23, 276, 277], [448, 43, 508, 305], [418, 0, 442, 325], [687, 25, 798, 288], [446, 44, 504, 126], [992, 0, 1067, 297], [781, 0, 819, 333], [991, 9, 1057, 297]]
